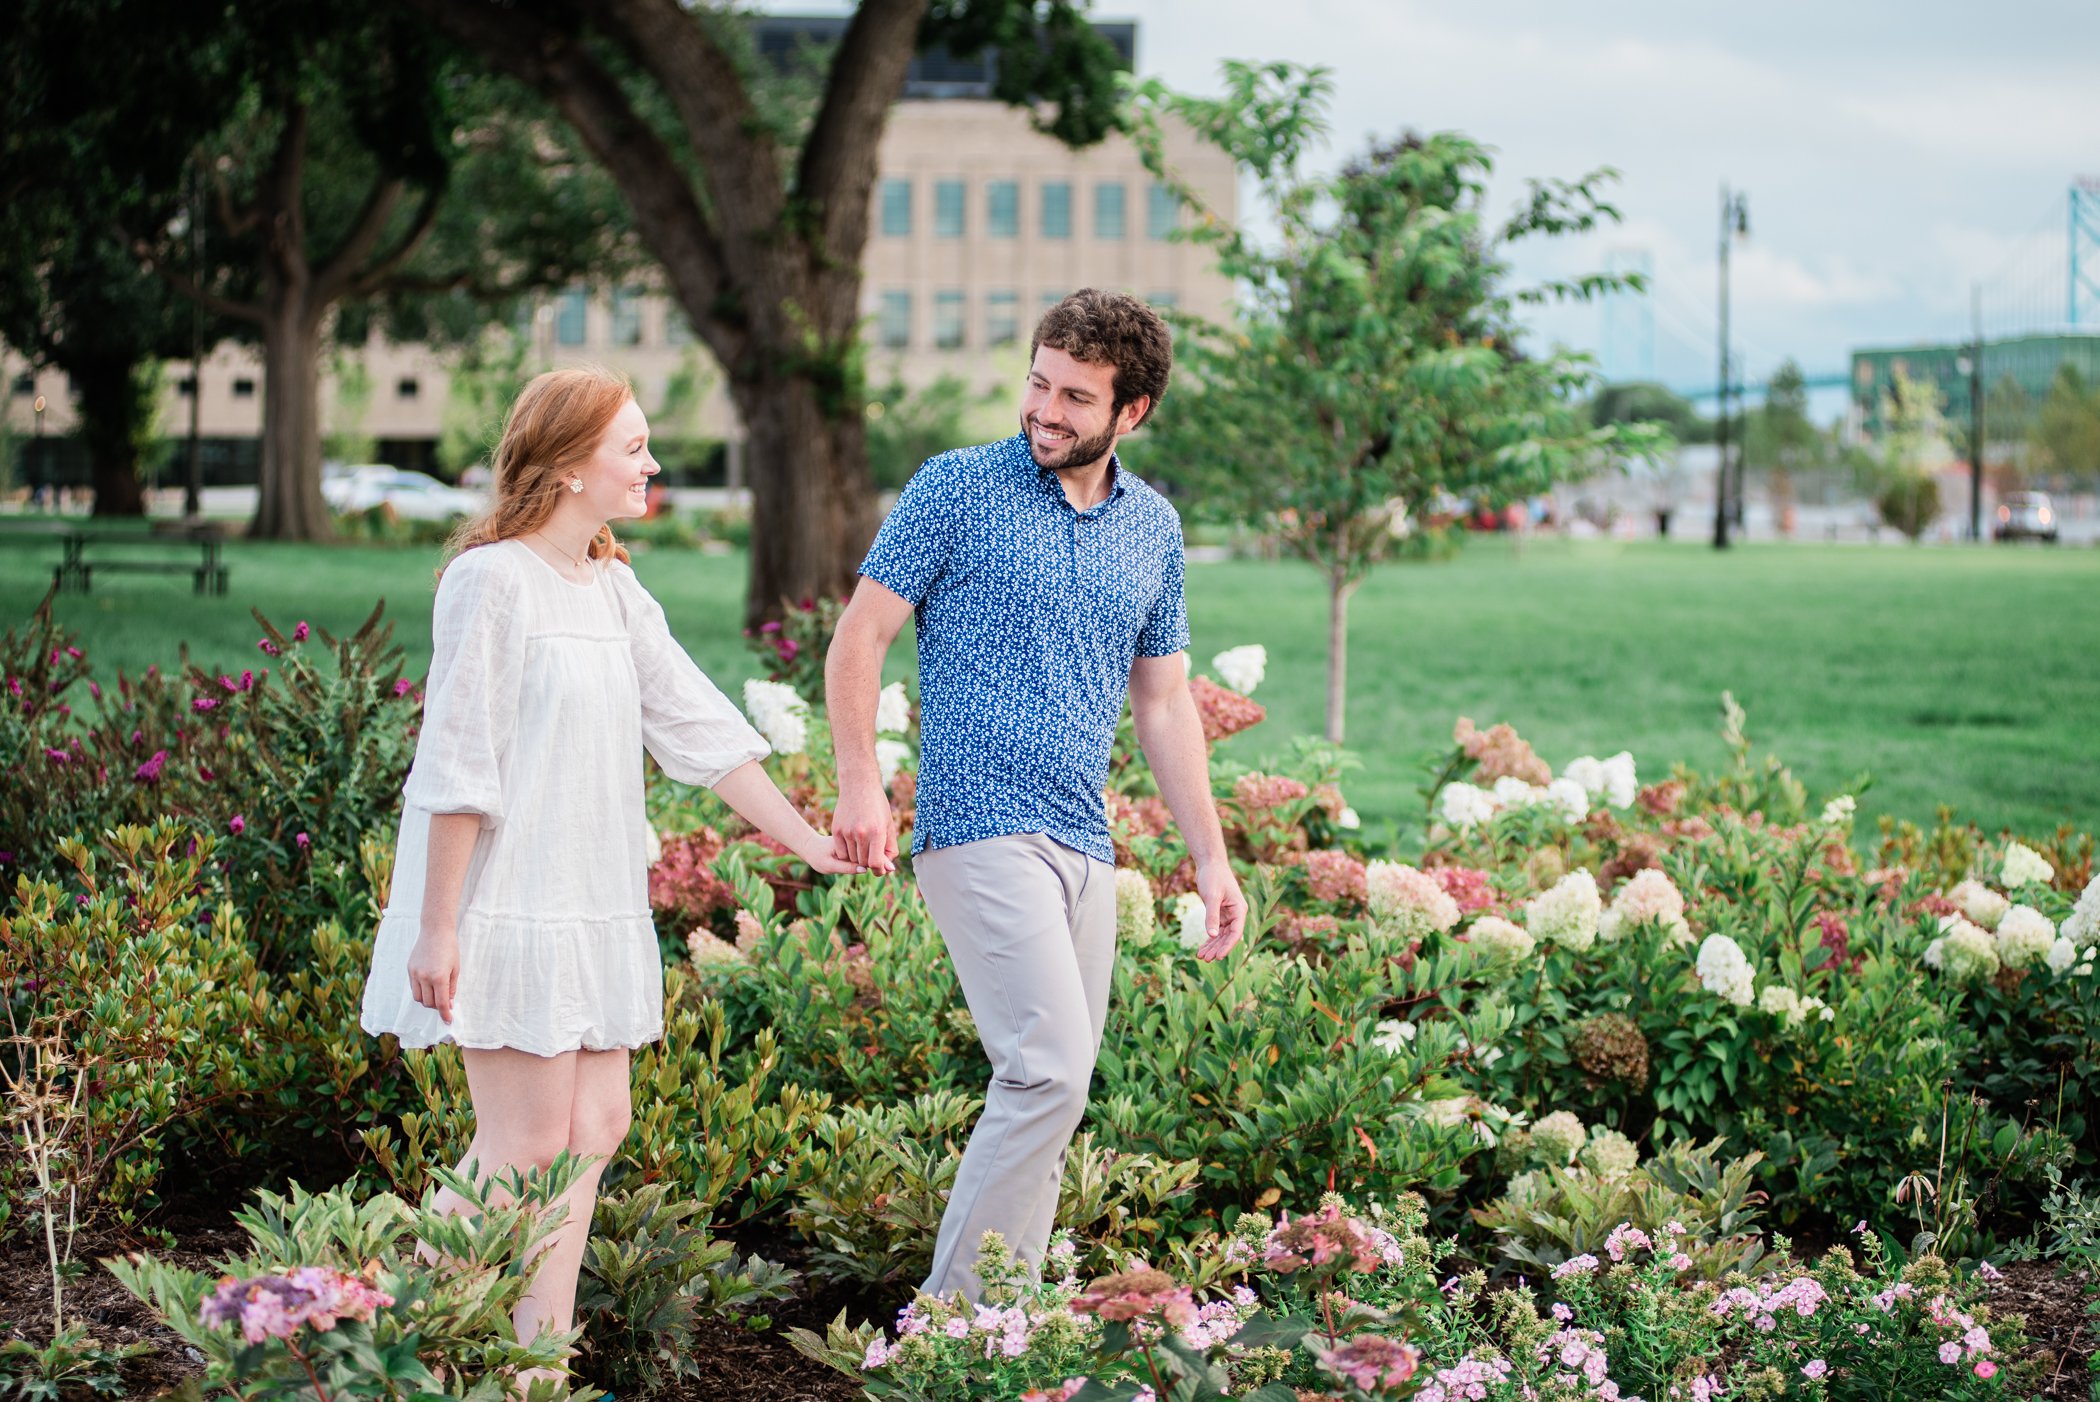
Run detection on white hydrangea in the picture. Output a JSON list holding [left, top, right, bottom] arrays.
[[1525, 870, 1603, 952], [875, 681, 912, 735], [1598, 868, 1692, 946], [643, 820, 664, 867], [1581, 1128, 1641, 1178], [1469, 915, 1536, 965], [1695, 934, 1756, 1007], [1211, 644, 1267, 696], [1563, 752, 1637, 810], [1172, 892, 1209, 950], [687, 930, 746, 968], [2001, 842, 2055, 888], [1542, 778, 1590, 824], [742, 678, 809, 755], [876, 738, 913, 783], [1947, 879, 2010, 931], [1491, 776, 1541, 809], [1366, 862, 1462, 937], [1372, 1019, 1416, 1054], [2048, 937, 2079, 977], [1338, 807, 1362, 830], [1820, 794, 1857, 826], [1115, 869, 1157, 945], [1757, 984, 1831, 1029], [1436, 782, 1501, 830], [1935, 916, 2001, 983], [1530, 1110, 1587, 1166], [2066, 874, 2100, 947], [1995, 904, 2057, 970]]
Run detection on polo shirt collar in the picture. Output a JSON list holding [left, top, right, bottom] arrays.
[[1030, 443, 1128, 513]]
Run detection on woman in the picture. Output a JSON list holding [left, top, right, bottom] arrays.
[[359, 365, 857, 1382]]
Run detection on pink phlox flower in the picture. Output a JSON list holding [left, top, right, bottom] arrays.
[[861, 1336, 895, 1369], [1690, 1377, 1725, 1402], [1851, 1220, 1867, 1236], [895, 1302, 929, 1338], [1604, 1224, 1652, 1261], [1976, 1261, 2004, 1282], [1663, 1220, 1687, 1237], [1939, 1342, 1962, 1365], [942, 1316, 969, 1339], [1802, 1360, 1827, 1380], [1962, 1325, 1992, 1354], [1552, 1254, 1600, 1280], [1975, 1360, 1998, 1379], [1668, 1252, 1693, 1272]]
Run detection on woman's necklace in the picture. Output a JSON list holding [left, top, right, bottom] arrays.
[[531, 528, 592, 573]]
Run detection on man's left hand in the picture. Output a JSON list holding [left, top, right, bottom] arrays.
[[1194, 860, 1247, 962]]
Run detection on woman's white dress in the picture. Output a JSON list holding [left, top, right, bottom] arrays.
[[359, 539, 767, 1055]]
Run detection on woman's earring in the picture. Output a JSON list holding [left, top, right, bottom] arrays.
[[568, 479, 583, 494]]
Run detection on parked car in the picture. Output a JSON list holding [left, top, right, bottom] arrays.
[[323, 465, 483, 521], [1994, 491, 2059, 543]]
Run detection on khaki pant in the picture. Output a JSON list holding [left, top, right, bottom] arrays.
[[913, 833, 1117, 1301]]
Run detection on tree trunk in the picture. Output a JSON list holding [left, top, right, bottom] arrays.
[[734, 368, 879, 630], [1325, 566, 1356, 744], [252, 302, 332, 539], [71, 355, 149, 517]]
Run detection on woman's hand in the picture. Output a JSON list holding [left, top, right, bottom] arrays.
[[804, 846, 872, 876], [407, 923, 460, 1023]]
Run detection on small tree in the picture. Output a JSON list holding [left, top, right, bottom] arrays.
[[1740, 359, 1832, 523], [1863, 367, 1951, 541], [2028, 363, 2100, 490], [1130, 62, 1658, 742]]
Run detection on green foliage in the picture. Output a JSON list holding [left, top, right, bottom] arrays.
[[436, 327, 533, 477], [863, 373, 1007, 491], [1591, 382, 1710, 444], [2026, 362, 2100, 486], [106, 1158, 598, 1401], [1862, 367, 1953, 540], [322, 354, 378, 467], [571, 1182, 797, 1395], [0, 1326, 148, 1401]]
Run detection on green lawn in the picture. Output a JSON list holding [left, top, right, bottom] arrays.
[[4, 529, 2095, 840]]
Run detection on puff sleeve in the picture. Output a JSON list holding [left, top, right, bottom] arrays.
[[401, 546, 527, 823], [610, 564, 770, 786]]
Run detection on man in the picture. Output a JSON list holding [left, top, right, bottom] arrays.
[[827, 288, 1246, 1302]]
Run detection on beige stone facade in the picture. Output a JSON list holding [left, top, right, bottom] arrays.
[[3, 99, 1236, 473]]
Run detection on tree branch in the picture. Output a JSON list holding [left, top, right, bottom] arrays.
[[341, 180, 446, 301], [132, 240, 266, 326], [796, 0, 926, 267], [212, 164, 260, 239], [314, 177, 407, 305], [405, 0, 745, 363]]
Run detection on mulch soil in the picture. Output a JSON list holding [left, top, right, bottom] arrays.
[[1, 1216, 2091, 1400]]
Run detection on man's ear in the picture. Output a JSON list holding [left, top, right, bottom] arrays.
[[1119, 394, 1154, 433]]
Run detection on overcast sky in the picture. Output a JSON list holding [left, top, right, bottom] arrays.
[[790, 1, 2100, 399]]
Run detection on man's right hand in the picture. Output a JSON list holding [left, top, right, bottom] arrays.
[[831, 780, 899, 874]]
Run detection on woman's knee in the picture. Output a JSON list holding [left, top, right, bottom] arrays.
[[567, 1095, 633, 1160], [471, 1124, 570, 1175]]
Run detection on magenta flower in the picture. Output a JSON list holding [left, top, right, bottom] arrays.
[[44, 749, 69, 765], [192, 697, 218, 713], [295, 832, 310, 850], [293, 621, 310, 642], [87, 681, 100, 700], [228, 815, 246, 835], [259, 638, 281, 656], [1976, 1360, 1998, 1379], [65, 647, 81, 660], [135, 751, 168, 783]]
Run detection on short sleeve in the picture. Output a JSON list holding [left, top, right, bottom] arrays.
[[402, 547, 526, 822], [1135, 509, 1191, 658], [857, 457, 955, 606], [610, 565, 770, 787]]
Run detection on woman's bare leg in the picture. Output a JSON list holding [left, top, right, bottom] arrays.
[[519, 1049, 633, 1339]]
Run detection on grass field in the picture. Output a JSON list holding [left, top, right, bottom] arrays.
[[4, 526, 2095, 841]]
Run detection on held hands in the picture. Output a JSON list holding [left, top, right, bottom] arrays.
[[406, 924, 459, 1023], [830, 779, 900, 876], [1193, 859, 1248, 963]]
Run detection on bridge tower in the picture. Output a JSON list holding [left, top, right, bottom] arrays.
[[1600, 248, 1655, 382], [2073, 177, 2100, 326]]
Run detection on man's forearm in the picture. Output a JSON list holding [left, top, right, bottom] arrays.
[[825, 626, 887, 790], [1133, 690, 1228, 867]]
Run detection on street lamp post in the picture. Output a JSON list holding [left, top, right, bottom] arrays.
[[32, 393, 47, 512], [1712, 185, 1749, 550]]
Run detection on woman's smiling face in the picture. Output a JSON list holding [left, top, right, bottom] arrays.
[[573, 396, 659, 521]]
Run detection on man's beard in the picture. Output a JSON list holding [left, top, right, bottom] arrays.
[[1022, 413, 1117, 472]]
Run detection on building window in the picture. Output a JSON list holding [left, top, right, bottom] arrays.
[[11, 373, 32, 397], [1094, 181, 1126, 240], [1039, 289, 1068, 315], [1147, 291, 1180, 311], [555, 287, 588, 346], [396, 377, 420, 400], [1040, 181, 1071, 239], [880, 178, 912, 237], [610, 286, 644, 346], [878, 291, 912, 349], [987, 180, 1018, 238], [1147, 182, 1180, 240], [175, 376, 197, 397], [934, 180, 965, 238], [665, 307, 694, 346], [232, 378, 257, 398], [986, 291, 1019, 347], [933, 291, 965, 349]]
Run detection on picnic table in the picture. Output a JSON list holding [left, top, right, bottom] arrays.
[[49, 523, 230, 595]]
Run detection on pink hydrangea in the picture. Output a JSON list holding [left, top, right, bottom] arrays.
[[1234, 772, 1310, 812], [1069, 1268, 1197, 1329], [199, 1267, 393, 1344], [1313, 1334, 1421, 1393], [1262, 1203, 1387, 1276], [1430, 865, 1500, 913], [1299, 849, 1369, 906]]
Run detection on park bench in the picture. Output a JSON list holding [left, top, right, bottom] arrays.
[[50, 524, 229, 596]]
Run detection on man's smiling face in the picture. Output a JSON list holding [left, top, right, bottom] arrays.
[[1020, 345, 1141, 474]]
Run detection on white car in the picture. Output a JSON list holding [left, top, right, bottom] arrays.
[[324, 465, 483, 521]]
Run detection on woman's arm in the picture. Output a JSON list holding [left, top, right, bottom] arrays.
[[408, 812, 482, 1021], [712, 761, 866, 875]]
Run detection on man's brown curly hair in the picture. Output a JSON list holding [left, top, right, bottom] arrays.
[[1030, 288, 1172, 427]]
